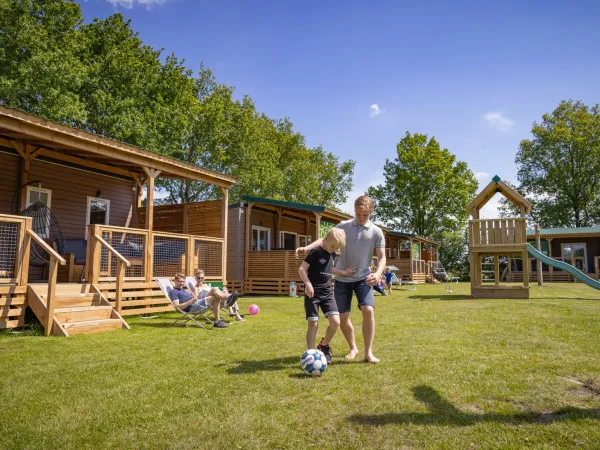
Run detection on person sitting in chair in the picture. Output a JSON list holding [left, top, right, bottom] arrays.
[[191, 269, 245, 322], [170, 272, 239, 328]]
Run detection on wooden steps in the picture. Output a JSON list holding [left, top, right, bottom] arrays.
[[28, 283, 129, 336]]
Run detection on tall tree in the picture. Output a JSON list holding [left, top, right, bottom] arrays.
[[368, 132, 478, 238], [514, 100, 600, 227], [0, 0, 87, 122]]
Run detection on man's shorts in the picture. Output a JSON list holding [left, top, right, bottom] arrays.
[[187, 298, 208, 314], [334, 279, 375, 313], [304, 287, 339, 321]]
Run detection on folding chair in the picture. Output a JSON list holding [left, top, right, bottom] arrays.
[[156, 278, 213, 328]]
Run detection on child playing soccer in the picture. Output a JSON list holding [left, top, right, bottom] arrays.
[[385, 268, 393, 295], [298, 228, 356, 363]]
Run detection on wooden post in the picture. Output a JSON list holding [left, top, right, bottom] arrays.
[[16, 217, 32, 286], [494, 255, 500, 286], [186, 236, 194, 275], [314, 212, 321, 241], [220, 187, 229, 283], [522, 249, 530, 288], [535, 224, 543, 286], [409, 238, 414, 281], [115, 261, 124, 314], [182, 203, 189, 234], [143, 168, 160, 282], [91, 225, 101, 284], [274, 208, 282, 247], [244, 202, 253, 280], [45, 259, 58, 336]]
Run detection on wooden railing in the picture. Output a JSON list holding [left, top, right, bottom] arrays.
[[595, 256, 599, 280], [87, 225, 225, 283], [247, 250, 303, 279], [26, 229, 66, 336], [412, 259, 426, 274], [469, 218, 526, 246], [0, 214, 32, 285], [94, 234, 130, 314]]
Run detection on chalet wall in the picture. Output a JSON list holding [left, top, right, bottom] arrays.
[[0, 151, 19, 214], [139, 201, 223, 238], [28, 159, 135, 239], [227, 206, 245, 281]]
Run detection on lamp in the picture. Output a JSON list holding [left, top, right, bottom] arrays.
[[96, 190, 102, 198]]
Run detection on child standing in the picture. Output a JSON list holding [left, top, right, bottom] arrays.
[[298, 228, 356, 363], [385, 268, 393, 295]]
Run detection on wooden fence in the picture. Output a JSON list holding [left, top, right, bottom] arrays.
[[469, 218, 526, 246]]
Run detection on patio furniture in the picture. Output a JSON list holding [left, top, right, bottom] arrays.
[[156, 277, 213, 328]]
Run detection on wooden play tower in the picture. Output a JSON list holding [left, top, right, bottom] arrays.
[[467, 176, 533, 299]]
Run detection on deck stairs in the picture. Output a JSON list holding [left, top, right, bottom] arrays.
[[27, 283, 130, 336]]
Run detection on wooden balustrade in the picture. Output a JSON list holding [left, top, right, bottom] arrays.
[[469, 218, 526, 246], [94, 234, 130, 314], [595, 256, 599, 280], [26, 229, 66, 336], [247, 250, 303, 279]]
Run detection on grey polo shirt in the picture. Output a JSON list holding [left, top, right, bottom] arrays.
[[334, 219, 385, 283]]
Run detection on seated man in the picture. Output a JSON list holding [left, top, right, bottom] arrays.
[[191, 269, 244, 322], [170, 272, 238, 328]]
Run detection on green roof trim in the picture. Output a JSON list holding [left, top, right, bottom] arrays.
[[242, 196, 326, 213], [492, 175, 501, 183], [526, 226, 600, 237], [386, 230, 417, 238]]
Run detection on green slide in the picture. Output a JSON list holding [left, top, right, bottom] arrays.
[[526, 243, 600, 290]]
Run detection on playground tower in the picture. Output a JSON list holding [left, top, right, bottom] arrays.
[[467, 176, 533, 299]]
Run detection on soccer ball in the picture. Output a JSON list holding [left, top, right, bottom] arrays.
[[300, 349, 327, 376]]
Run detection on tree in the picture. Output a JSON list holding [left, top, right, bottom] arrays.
[[368, 132, 478, 238], [0, 0, 87, 122], [437, 230, 470, 279], [514, 100, 600, 227]]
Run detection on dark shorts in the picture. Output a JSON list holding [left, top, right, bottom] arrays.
[[304, 287, 339, 321], [334, 279, 375, 313]]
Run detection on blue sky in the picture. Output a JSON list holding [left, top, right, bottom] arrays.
[[79, 0, 600, 217]]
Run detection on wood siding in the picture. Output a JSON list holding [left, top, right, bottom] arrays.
[[139, 201, 223, 238], [227, 206, 245, 281], [549, 237, 600, 274], [0, 151, 20, 214]]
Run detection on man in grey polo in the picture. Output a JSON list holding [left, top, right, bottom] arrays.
[[297, 196, 386, 363]]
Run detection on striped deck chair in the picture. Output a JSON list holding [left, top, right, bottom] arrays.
[[156, 278, 213, 329]]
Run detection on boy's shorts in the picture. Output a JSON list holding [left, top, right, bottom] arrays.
[[305, 287, 339, 321], [334, 278, 375, 313]]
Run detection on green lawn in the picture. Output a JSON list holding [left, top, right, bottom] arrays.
[[2, 282, 600, 449]]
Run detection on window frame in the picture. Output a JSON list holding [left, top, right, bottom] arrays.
[[86, 196, 111, 240]]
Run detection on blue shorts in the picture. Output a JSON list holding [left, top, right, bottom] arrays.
[[187, 299, 208, 314], [334, 279, 375, 313]]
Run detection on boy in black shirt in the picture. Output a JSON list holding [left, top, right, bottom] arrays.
[[298, 228, 356, 363]]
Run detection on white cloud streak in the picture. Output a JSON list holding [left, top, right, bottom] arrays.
[[474, 172, 489, 181], [369, 104, 383, 118], [484, 112, 515, 131], [107, 0, 168, 9]]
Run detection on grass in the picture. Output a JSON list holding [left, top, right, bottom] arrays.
[[1, 282, 600, 449]]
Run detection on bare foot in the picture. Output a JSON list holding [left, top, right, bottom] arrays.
[[345, 348, 359, 360], [364, 354, 380, 364]]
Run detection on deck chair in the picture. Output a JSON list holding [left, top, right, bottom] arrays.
[[156, 278, 213, 329]]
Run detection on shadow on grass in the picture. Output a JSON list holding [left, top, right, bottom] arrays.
[[408, 295, 471, 301], [219, 356, 299, 374], [348, 385, 600, 426]]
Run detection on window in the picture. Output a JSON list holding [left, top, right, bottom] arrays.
[[561, 243, 587, 272], [298, 235, 311, 248], [26, 186, 52, 238], [279, 231, 298, 250], [252, 226, 270, 251], [86, 197, 110, 239]]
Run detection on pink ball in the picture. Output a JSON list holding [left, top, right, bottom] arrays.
[[248, 304, 260, 316]]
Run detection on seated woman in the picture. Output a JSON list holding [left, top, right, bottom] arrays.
[[191, 269, 245, 322]]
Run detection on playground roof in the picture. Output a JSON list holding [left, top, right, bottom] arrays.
[[468, 175, 532, 217], [526, 227, 600, 238]]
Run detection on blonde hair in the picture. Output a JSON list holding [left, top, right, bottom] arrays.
[[354, 195, 374, 211], [325, 227, 346, 249], [174, 272, 185, 281], [195, 269, 204, 277]]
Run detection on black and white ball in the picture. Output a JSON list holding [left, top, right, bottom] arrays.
[[300, 349, 327, 376]]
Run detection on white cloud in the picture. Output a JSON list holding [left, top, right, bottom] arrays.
[[478, 195, 502, 219], [484, 112, 515, 131], [369, 104, 384, 118], [474, 172, 489, 181], [107, 0, 168, 9]]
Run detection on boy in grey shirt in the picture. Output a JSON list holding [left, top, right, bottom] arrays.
[[297, 196, 386, 363]]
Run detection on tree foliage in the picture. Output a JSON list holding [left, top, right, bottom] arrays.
[[368, 132, 478, 238], [0, 0, 354, 208], [512, 100, 600, 227]]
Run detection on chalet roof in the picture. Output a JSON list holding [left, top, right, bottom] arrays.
[[241, 196, 353, 222], [526, 226, 600, 238], [383, 229, 439, 246], [467, 175, 532, 216], [0, 105, 236, 188]]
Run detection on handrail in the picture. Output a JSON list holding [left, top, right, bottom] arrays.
[[94, 234, 131, 267], [26, 229, 66, 265]]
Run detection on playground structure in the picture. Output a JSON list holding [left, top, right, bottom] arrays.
[[468, 176, 533, 299], [468, 176, 600, 299]]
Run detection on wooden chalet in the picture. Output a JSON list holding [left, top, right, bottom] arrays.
[[0, 105, 236, 335], [145, 196, 439, 295], [506, 227, 600, 282]]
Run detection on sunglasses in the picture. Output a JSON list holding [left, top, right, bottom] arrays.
[[196, 276, 205, 280]]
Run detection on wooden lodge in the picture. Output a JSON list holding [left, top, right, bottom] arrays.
[[0, 105, 236, 335], [506, 227, 600, 282], [146, 196, 440, 295]]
